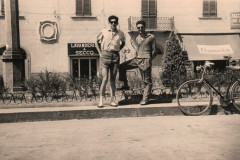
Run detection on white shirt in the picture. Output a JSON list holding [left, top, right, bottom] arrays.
[[97, 28, 125, 52]]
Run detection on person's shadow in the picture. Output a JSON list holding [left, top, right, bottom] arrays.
[[118, 94, 174, 106]]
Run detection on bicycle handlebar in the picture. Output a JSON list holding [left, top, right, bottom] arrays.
[[196, 55, 233, 72], [196, 61, 214, 71], [196, 61, 215, 81], [196, 56, 237, 80]]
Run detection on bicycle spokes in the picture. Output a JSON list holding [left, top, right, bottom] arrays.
[[177, 80, 212, 116]]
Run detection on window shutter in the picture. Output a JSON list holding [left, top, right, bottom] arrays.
[[149, 0, 157, 17], [142, 0, 149, 17], [84, 0, 91, 15], [76, 0, 83, 15], [210, 0, 217, 16], [203, 0, 210, 16], [142, 0, 157, 29], [1, 0, 4, 15]]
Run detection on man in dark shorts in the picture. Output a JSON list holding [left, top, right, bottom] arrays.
[[118, 20, 157, 105], [96, 15, 126, 108]]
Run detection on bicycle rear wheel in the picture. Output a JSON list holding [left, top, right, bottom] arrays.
[[231, 80, 240, 111], [176, 79, 213, 116]]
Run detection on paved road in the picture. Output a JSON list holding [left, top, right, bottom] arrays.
[[0, 115, 240, 160]]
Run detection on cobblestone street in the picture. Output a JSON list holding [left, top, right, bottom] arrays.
[[0, 115, 239, 160]]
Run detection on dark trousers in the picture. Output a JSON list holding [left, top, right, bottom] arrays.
[[119, 59, 152, 101]]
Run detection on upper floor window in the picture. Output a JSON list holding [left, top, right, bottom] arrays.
[[203, 0, 217, 17], [0, 0, 4, 15], [141, 0, 157, 29], [142, 0, 157, 17], [76, 0, 91, 16]]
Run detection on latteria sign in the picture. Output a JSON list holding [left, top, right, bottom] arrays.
[[197, 44, 233, 55], [68, 43, 99, 56]]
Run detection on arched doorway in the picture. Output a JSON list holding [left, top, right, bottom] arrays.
[[0, 45, 30, 85]]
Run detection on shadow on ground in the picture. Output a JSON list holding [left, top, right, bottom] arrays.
[[118, 94, 175, 106]]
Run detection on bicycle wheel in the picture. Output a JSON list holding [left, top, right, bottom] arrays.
[[176, 79, 213, 116], [231, 80, 240, 111]]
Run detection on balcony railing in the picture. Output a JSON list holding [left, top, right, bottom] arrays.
[[128, 16, 174, 32]]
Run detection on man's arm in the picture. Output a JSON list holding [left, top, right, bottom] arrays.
[[120, 41, 125, 51], [96, 32, 103, 56], [95, 40, 101, 56], [151, 37, 157, 59], [119, 31, 126, 51]]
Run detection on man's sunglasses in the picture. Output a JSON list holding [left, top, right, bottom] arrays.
[[137, 26, 144, 29], [110, 21, 118, 24]]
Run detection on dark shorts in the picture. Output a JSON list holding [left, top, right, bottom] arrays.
[[100, 50, 120, 71]]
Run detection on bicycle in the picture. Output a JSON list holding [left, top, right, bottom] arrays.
[[176, 56, 240, 116]]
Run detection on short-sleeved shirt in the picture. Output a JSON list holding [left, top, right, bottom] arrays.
[[97, 28, 125, 52]]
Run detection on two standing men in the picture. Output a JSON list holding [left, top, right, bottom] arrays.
[[96, 16, 157, 107]]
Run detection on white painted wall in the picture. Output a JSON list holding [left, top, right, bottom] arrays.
[[0, 0, 239, 74]]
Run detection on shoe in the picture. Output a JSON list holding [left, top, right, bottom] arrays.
[[117, 86, 130, 90], [140, 101, 149, 105], [97, 101, 104, 108], [97, 105, 104, 108], [110, 101, 118, 107]]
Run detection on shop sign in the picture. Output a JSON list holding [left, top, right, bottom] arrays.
[[197, 44, 233, 55], [68, 43, 99, 56], [231, 12, 240, 29]]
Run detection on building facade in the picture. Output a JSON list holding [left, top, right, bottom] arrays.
[[0, 0, 240, 85]]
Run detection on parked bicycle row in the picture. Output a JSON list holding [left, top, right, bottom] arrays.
[[0, 86, 173, 104]]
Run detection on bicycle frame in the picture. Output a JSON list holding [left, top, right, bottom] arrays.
[[201, 69, 240, 102]]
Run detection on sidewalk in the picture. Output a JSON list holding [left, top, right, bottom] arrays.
[[0, 96, 227, 123]]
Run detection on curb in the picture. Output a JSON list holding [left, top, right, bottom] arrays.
[[0, 103, 227, 123]]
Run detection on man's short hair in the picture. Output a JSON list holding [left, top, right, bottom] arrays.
[[108, 15, 119, 22], [136, 20, 146, 27]]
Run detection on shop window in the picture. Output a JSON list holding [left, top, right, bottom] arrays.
[[141, 0, 157, 29], [76, 0, 91, 16], [71, 58, 97, 79], [203, 0, 217, 17]]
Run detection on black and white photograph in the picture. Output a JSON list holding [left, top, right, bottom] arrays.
[[0, 0, 240, 159]]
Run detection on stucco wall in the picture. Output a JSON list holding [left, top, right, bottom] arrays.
[[0, 0, 240, 75], [159, 0, 240, 33]]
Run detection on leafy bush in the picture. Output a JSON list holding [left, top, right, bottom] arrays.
[[160, 31, 187, 94], [24, 76, 39, 93]]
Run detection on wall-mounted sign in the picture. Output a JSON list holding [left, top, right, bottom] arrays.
[[231, 12, 240, 29], [68, 43, 99, 56], [197, 44, 233, 55], [39, 21, 59, 43]]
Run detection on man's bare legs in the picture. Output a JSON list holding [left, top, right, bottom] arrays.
[[109, 66, 118, 106], [98, 67, 109, 107], [98, 66, 118, 107]]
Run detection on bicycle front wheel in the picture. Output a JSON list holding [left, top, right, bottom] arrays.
[[176, 79, 213, 116], [231, 80, 240, 112]]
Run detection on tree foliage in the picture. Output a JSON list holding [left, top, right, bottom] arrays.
[[160, 32, 187, 93]]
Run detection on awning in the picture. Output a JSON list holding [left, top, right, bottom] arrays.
[[181, 34, 240, 61]]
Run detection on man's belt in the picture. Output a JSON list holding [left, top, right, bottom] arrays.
[[104, 50, 119, 54]]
